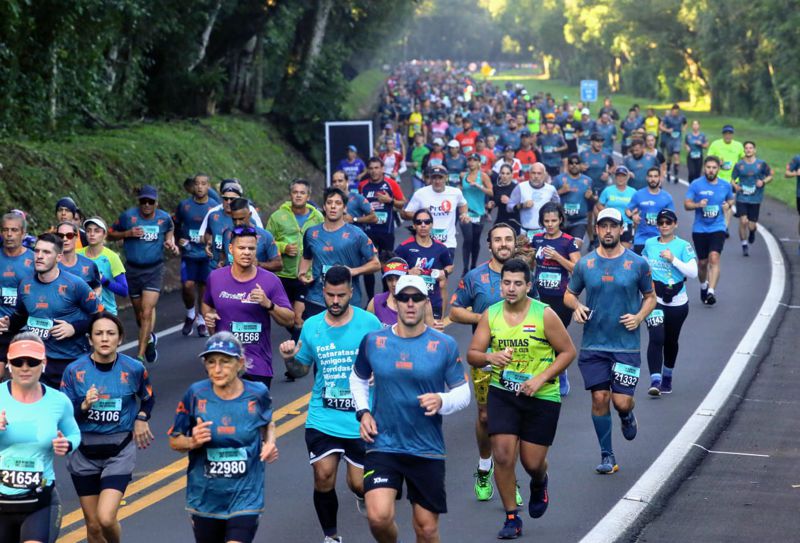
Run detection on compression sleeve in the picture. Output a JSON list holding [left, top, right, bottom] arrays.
[[105, 273, 129, 297], [671, 257, 698, 279], [139, 394, 155, 418], [437, 381, 471, 416], [349, 371, 371, 412]]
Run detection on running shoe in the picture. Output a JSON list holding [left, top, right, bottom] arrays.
[[704, 292, 717, 306], [284, 370, 296, 383], [196, 323, 209, 337], [182, 317, 194, 336], [748, 229, 756, 244], [528, 474, 549, 518], [145, 332, 158, 364], [620, 411, 637, 441], [595, 454, 619, 474], [648, 376, 662, 397], [660, 375, 673, 394], [742, 244, 749, 257], [559, 370, 570, 397], [516, 483, 523, 507], [323, 537, 342, 543], [474, 466, 494, 501], [356, 496, 367, 517], [497, 514, 522, 540], [700, 287, 708, 303]]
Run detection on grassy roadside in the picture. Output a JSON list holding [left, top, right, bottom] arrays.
[[343, 69, 385, 120], [0, 115, 323, 232], [489, 70, 799, 208]]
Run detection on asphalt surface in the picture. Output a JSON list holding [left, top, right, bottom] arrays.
[[51, 176, 774, 543]]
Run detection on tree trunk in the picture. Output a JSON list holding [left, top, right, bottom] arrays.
[[188, 0, 223, 73], [49, 44, 58, 130], [300, 0, 334, 91]]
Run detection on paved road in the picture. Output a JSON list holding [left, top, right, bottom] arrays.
[[53, 178, 772, 543]]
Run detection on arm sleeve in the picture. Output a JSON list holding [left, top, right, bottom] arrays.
[[349, 370, 371, 412], [197, 209, 212, 238], [438, 381, 471, 416], [671, 257, 698, 279], [88, 262, 102, 289], [105, 273, 128, 297]]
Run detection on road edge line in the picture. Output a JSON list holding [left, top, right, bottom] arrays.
[[578, 175, 788, 542]]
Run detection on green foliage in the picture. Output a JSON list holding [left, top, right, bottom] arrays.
[[0, 116, 321, 233]]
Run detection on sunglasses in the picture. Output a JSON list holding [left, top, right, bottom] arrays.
[[568, 161, 581, 165], [231, 225, 257, 238], [414, 219, 433, 225], [395, 291, 427, 303], [139, 199, 156, 205], [657, 220, 675, 226], [9, 357, 43, 368], [57, 232, 76, 240], [222, 197, 236, 202]]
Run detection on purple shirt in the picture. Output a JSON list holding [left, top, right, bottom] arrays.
[[203, 267, 291, 377], [372, 291, 397, 327]]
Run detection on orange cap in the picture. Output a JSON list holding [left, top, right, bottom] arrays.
[[7, 340, 46, 361]]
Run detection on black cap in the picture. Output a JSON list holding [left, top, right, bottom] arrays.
[[657, 208, 678, 223], [590, 132, 605, 141]]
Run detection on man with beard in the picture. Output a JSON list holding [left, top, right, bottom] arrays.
[[623, 139, 660, 191], [450, 223, 523, 507], [626, 167, 675, 255], [0, 212, 33, 377], [279, 266, 382, 543], [350, 275, 470, 543], [564, 208, 656, 475], [468, 258, 576, 539], [507, 163, 560, 241], [684, 156, 735, 306], [551, 154, 594, 247]]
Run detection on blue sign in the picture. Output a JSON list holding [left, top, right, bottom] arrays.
[[580, 80, 599, 102]]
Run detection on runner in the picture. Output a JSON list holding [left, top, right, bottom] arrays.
[[623, 139, 660, 190], [593, 113, 617, 155], [108, 185, 179, 364], [684, 156, 735, 306], [564, 207, 656, 474], [53, 196, 88, 248], [0, 333, 81, 543], [331, 170, 378, 226], [641, 209, 697, 396], [420, 138, 446, 173], [508, 163, 560, 241], [579, 133, 614, 248], [443, 141, 468, 187], [450, 222, 522, 505], [515, 132, 538, 181], [467, 258, 576, 539], [202, 226, 294, 388], [658, 105, 687, 184], [455, 116, 480, 156], [221, 198, 282, 272], [266, 179, 325, 340], [551, 154, 594, 247], [476, 137, 497, 177], [395, 209, 453, 320], [684, 120, 709, 182], [338, 145, 367, 190], [488, 164, 522, 233], [358, 159, 406, 301], [174, 174, 215, 337], [299, 188, 381, 317], [707, 125, 745, 232], [597, 166, 637, 249], [408, 133, 431, 190], [0, 212, 34, 379], [460, 154, 494, 273], [278, 266, 382, 543], [620, 108, 643, 157], [56, 222, 102, 297], [79, 217, 128, 316], [0, 233, 100, 388], [732, 141, 773, 256], [493, 146, 523, 181], [379, 138, 404, 179], [537, 115, 568, 177], [169, 333, 278, 543], [626, 167, 675, 254], [784, 154, 800, 255], [402, 164, 469, 260], [61, 312, 155, 543], [644, 133, 668, 180], [350, 275, 470, 543], [366, 258, 439, 328]]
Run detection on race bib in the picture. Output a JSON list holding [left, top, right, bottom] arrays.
[[645, 309, 665, 328], [645, 213, 658, 226], [448, 173, 460, 186], [205, 447, 248, 479], [500, 369, 532, 393], [741, 185, 756, 195], [0, 456, 44, 490], [690, 150, 701, 159], [612, 362, 640, 388], [431, 228, 447, 243], [702, 205, 720, 219], [521, 164, 532, 172], [624, 137, 632, 146], [214, 234, 223, 250], [188, 229, 200, 244], [537, 271, 562, 290], [671, 130, 680, 139], [1, 286, 17, 306], [721, 161, 732, 170], [322, 386, 356, 412], [141, 225, 159, 242], [375, 211, 388, 225], [26, 316, 53, 340], [525, 229, 543, 242], [87, 398, 122, 424], [564, 132, 575, 141], [232, 321, 261, 344], [543, 146, 555, 154], [564, 203, 580, 216]]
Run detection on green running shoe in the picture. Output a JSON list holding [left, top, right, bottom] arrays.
[[515, 483, 523, 507], [474, 465, 494, 501]]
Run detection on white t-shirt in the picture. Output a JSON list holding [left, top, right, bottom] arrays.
[[404, 186, 467, 248], [507, 182, 560, 232]]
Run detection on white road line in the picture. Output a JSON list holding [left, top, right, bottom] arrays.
[[579, 170, 788, 542], [119, 324, 183, 353], [691, 443, 771, 458]]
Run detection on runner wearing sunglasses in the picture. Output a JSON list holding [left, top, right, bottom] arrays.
[[0, 333, 81, 543], [56, 222, 102, 297], [220, 198, 282, 272]]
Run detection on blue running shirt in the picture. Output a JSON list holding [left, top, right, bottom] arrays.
[[642, 236, 695, 298], [59, 254, 101, 290], [0, 248, 33, 318], [111, 208, 174, 266], [599, 185, 637, 226], [732, 159, 771, 204], [627, 188, 675, 246], [551, 173, 593, 225], [685, 177, 734, 233], [175, 197, 215, 261], [296, 307, 382, 439], [451, 262, 502, 318]]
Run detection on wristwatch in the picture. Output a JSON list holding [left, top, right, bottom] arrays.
[[266, 301, 275, 312], [136, 413, 149, 422], [356, 409, 371, 422]]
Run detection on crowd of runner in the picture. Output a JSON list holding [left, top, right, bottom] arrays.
[[0, 60, 798, 543]]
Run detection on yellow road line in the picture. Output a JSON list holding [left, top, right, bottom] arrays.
[[57, 393, 310, 542]]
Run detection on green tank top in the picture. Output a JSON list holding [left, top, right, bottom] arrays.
[[488, 298, 559, 402], [527, 109, 541, 134]]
